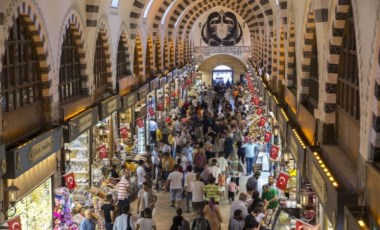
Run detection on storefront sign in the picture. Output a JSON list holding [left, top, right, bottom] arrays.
[[121, 91, 137, 110], [310, 163, 327, 204], [28, 136, 54, 162], [64, 106, 99, 142], [159, 77, 166, 88], [100, 95, 121, 120], [150, 77, 159, 90], [138, 83, 150, 100], [0, 144, 6, 176], [5, 127, 63, 179]]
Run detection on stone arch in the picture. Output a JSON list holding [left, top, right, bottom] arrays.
[[58, 6, 89, 95], [94, 17, 113, 90], [287, 16, 296, 88], [145, 34, 154, 78], [163, 38, 169, 71], [116, 24, 132, 76], [271, 30, 278, 92], [155, 35, 162, 72], [0, 0, 54, 124], [169, 39, 175, 69], [134, 33, 144, 84]]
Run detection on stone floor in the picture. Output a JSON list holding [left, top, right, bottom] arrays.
[[135, 171, 271, 229]]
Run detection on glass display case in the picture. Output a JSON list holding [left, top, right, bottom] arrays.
[[12, 178, 52, 230], [136, 126, 146, 153], [266, 205, 302, 230]]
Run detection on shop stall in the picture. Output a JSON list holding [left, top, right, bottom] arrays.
[[156, 77, 166, 121], [136, 83, 150, 154], [146, 78, 159, 146], [165, 74, 173, 112], [92, 95, 121, 187], [63, 106, 99, 204], [4, 127, 62, 229], [119, 91, 138, 159], [306, 147, 358, 229]]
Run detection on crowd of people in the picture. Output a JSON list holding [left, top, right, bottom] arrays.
[[79, 78, 279, 230]]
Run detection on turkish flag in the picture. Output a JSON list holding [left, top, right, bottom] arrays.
[[148, 106, 155, 116], [98, 144, 108, 158], [257, 107, 263, 115], [252, 97, 259, 105], [270, 145, 280, 159], [7, 216, 22, 230], [264, 131, 272, 143], [165, 117, 171, 124], [120, 126, 128, 139], [171, 91, 177, 97], [296, 220, 305, 230], [276, 171, 290, 190], [258, 117, 266, 127], [64, 172, 77, 190], [136, 117, 144, 128], [157, 103, 164, 111]]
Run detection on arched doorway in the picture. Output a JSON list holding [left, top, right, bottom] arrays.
[[212, 65, 233, 86]]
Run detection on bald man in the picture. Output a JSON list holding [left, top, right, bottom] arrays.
[[79, 209, 96, 230]]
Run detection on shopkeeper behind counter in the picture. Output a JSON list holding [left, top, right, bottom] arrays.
[[261, 185, 278, 210]]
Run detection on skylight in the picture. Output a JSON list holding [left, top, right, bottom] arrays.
[[214, 65, 232, 70], [111, 0, 119, 8]]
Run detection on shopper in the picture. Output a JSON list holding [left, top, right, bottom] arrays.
[[204, 177, 220, 204], [228, 209, 244, 230], [261, 185, 278, 210], [192, 173, 205, 216], [117, 169, 131, 215], [101, 194, 115, 230], [170, 208, 190, 230], [79, 209, 96, 230], [136, 160, 147, 190], [136, 182, 157, 218], [191, 210, 211, 230], [246, 171, 261, 192], [113, 205, 135, 230], [149, 118, 158, 144], [230, 192, 249, 219], [136, 208, 156, 230], [184, 165, 196, 213], [166, 164, 184, 208], [203, 197, 223, 230], [242, 138, 259, 176], [244, 207, 265, 230]]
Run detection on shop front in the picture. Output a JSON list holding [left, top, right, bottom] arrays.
[[146, 78, 159, 146], [93, 95, 121, 187], [63, 106, 99, 204], [136, 83, 150, 154], [4, 127, 62, 229], [306, 147, 358, 229], [119, 91, 138, 158], [165, 74, 173, 112], [156, 77, 166, 120]]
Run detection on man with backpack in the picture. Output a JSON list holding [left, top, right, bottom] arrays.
[[113, 205, 135, 230], [191, 210, 211, 230]]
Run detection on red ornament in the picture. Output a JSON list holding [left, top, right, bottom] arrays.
[[165, 117, 171, 124], [171, 91, 177, 97], [7, 216, 22, 230], [270, 145, 280, 159], [136, 118, 144, 128], [64, 172, 77, 190], [276, 171, 290, 190], [120, 127, 128, 139], [98, 144, 108, 158], [148, 106, 155, 116], [258, 117, 266, 127], [257, 107, 263, 115], [264, 131, 272, 143]]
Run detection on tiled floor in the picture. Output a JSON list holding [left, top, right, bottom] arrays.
[[136, 170, 272, 229]]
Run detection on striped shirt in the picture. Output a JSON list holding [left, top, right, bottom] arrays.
[[117, 176, 130, 200], [204, 184, 220, 203]]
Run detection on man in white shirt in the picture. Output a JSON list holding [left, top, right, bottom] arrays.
[[217, 155, 228, 175], [184, 165, 196, 213], [161, 143, 171, 156], [113, 205, 135, 230], [136, 160, 147, 190], [166, 164, 184, 208], [151, 145, 159, 180], [191, 174, 205, 216], [230, 192, 249, 219], [209, 159, 222, 183], [181, 141, 194, 163]]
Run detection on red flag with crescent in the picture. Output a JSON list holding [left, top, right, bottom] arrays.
[[258, 117, 266, 127], [7, 216, 22, 230], [252, 97, 259, 106], [276, 171, 290, 190], [264, 131, 272, 143], [120, 126, 128, 139], [257, 107, 263, 115], [171, 91, 177, 97], [98, 144, 108, 158], [148, 106, 155, 116], [296, 220, 304, 230], [270, 145, 280, 159], [157, 103, 164, 111], [136, 117, 144, 128], [64, 172, 76, 190]]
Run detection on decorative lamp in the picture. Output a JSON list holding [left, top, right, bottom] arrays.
[[273, 126, 279, 136], [0, 183, 20, 218]]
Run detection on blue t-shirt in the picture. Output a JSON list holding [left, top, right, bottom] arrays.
[[242, 143, 259, 158], [80, 218, 96, 230]]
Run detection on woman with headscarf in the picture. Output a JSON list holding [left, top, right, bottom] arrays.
[[203, 197, 223, 230]]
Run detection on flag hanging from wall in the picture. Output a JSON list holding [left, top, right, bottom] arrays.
[[64, 173, 77, 190], [136, 117, 144, 128], [276, 171, 290, 190], [120, 127, 128, 139], [7, 216, 22, 230]]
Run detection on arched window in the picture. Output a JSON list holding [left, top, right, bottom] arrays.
[[1, 18, 42, 112], [94, 33, 107, 89], [59, 28, 82, 103], [337, 7, 359, 120], [116, 38, 129, 78], [308, 31, 319, 109]]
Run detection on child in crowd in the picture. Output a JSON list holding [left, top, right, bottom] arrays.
[[218, 173, 226, 199], [227, 177, 238, 204]]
